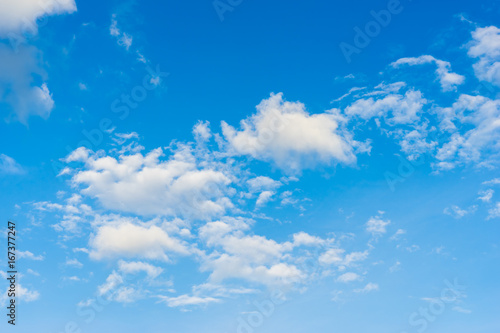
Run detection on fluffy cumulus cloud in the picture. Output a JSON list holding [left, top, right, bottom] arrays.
[[89, 220, 189, 261], [345, 83, 426, 125], [444, 205, 477, 219], [17, 250, 44, 261], [118, 260, 163, 279], [391, 55, 465, 91], [198, 218, 304, 287], [487, 202, 500, 220], [0, 0, 76, 37], [0, 45, 54, 123], [467, 26, 500, 87], [247, 176, 281, 192], [158, 294, 221, 308], [256, 190, 274, 206], [366, 216, 390, 236], [65, 146, 233, 219], [222, 93, 362, 173], [31, 23, 500, 310], [0, 1, 76, 123]]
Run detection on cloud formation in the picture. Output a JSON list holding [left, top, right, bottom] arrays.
[[0, 0, 76, 37], [468, 26, 500, 87], [391, 55, 465, 91], [222, 93, 361, 173]]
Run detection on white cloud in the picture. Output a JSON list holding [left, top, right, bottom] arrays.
[[405, 245, 420, 253], [192, 283, 257, 298], [434, 95, 500, 169], [487, 202, 500, 220], [247, 176, 282, 192], [118, 260, 163, 279], [0, 0, 76, 37], [198, 219, 308, 287], [343, 251, 369, 266], [319, 248, 345, 265], [193, 121, 212, 142], [319, 248, 368, 269], [222, 93, 359, 173], [478, 189, 494, 202], [158, 294, 220, 308], [17, 250, 44, 261], [389, 261, 401, 273], [98, 271, 123, 296], [66, 146, 233, 219], [467, 26, 500, 87], [114, 287, 139, 303], [337, 272, 360, 283], [452, 306, 472, 314], [256, 191, 274, 207], [345, 88, 426, 125], [366, 216, 390, 236], [65, 258, 83, 268], [0, 154, 24, 175], [391, 55, 465, 91], [199, 220, 292, 266], [0, 45, 54, 123], [390, 229, 406, 240], [444, 205, 477, 219], [17, 284, 40, 302], [65, 276, 81, 281], [33, 195, 93, 235], [0, 278, 40, 305], [89, 220, 189, 261], [0, 0, 76, 123], [292, 232, 324, 247], [483, 178, 500, 186], [354, 282, 379, 293], [110, 14, 133, 50]]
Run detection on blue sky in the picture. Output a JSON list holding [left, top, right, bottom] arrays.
[[1, 0, 500, 332]]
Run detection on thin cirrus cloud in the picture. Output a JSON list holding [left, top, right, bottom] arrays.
[[0, 154, 24, 175], [344, 86, 427, 125], [390, 55, 465, 91]]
